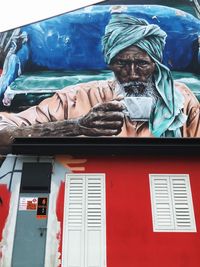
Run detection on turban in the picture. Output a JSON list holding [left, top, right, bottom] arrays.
[[102, 14, 187, 137]]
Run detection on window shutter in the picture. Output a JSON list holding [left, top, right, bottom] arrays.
[[150, 174, 196, 232], [63, 175, 85, 267], [62, 174, 106, 267], [170, 176, 196, 231], [85, 175, 105, 267], [150, 176, 175, 230]]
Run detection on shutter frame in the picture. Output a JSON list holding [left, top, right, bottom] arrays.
[[150, 175, 175, 231], [170, 175, 196, 232], [62, 173, 106, 267], [150, 174, 196, 232], [62, 174, 85, 267]]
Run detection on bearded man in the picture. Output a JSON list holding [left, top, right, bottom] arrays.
[[0, 14, 199, 150]]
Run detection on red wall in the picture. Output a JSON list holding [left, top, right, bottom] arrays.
[[0, 185, 10, 241], [56, 181, 65, 267], [83, 155, 200, 267], [0, 184, 11, 262]]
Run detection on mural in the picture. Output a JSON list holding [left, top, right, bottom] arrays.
[[0, 1, 200, 153]]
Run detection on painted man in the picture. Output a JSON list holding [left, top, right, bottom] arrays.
[[0, 14, 199, 150]]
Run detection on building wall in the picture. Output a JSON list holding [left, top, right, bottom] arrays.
[[0, 185, 10, 239], [1, 154, 200, 267], [57, 155, 200, 267]]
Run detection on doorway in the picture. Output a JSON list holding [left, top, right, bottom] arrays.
[[11, 162, 52, 267]]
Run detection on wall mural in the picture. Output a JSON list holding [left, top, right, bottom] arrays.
[[0, 1, 200, 153]]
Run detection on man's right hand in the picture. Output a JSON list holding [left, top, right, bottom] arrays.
[[77, 101, 125, 136]]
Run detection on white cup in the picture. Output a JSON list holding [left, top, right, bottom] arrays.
[[122, 97, 153, 121]]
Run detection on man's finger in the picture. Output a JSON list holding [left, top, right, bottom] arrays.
[[92, 120, 124, 129], [93, 111, 124, 121], [82, 127, 122, 136], [93, 101, 124, 112], [113, 95, 124, 101]]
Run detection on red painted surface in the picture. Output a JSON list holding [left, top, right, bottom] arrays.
[[84, 155, 200, 267], [56, 181, 65, 267], [0, 184, 11, 241], [57, 155, 200, 267]]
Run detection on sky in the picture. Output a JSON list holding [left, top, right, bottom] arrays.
[[0, 0, 105, 32]]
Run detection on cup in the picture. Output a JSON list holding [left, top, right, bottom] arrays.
[[122, 97, 153, 121]]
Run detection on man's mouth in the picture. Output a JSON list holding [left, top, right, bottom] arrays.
[[122, 81, 148, 96]]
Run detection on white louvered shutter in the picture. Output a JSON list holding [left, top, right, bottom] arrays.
[[150, 176, 175, 230], [63, 175, 85, 267], [150, 174, 196, 232], [85, 175, 105, 267], [62, 174, 106, 267], [170, 176, 196, 231]]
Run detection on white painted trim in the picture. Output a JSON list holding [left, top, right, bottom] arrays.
[[0, 178, 21, 267], [149, 174, 197, 232], [62, 173, 106, 267]]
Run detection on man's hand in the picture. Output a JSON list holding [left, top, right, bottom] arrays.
[[77, 101, 125, 136]]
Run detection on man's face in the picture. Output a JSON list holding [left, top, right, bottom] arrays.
[[109, 45, 156, 94]]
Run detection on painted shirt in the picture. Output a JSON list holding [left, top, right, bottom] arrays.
[[0, 80, 199, 137]]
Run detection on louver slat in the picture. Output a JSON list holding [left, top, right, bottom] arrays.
[[87, 178, 102, 229], [68, 178, 84, 229]]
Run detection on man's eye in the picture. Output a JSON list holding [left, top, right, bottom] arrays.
[[115, 60, 126, 66], [137, 61, 148, 66]]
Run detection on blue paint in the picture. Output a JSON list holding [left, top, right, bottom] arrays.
[[20, 5, 200, 71], [0, 4, 200, 97]]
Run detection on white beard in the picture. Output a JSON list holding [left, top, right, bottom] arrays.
[[119, 77, 160, 108], [116, 77, 160, 121]]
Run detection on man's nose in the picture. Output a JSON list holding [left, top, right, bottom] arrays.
[[128, 63, 139, 80]]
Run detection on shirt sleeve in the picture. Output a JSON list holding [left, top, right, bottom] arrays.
[[175, 81, 200, 137], [0, 79, 115, 130], [0, 90, 70, 130]]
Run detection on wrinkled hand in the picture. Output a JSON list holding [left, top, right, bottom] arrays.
[[78, 101, 125, 136]]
